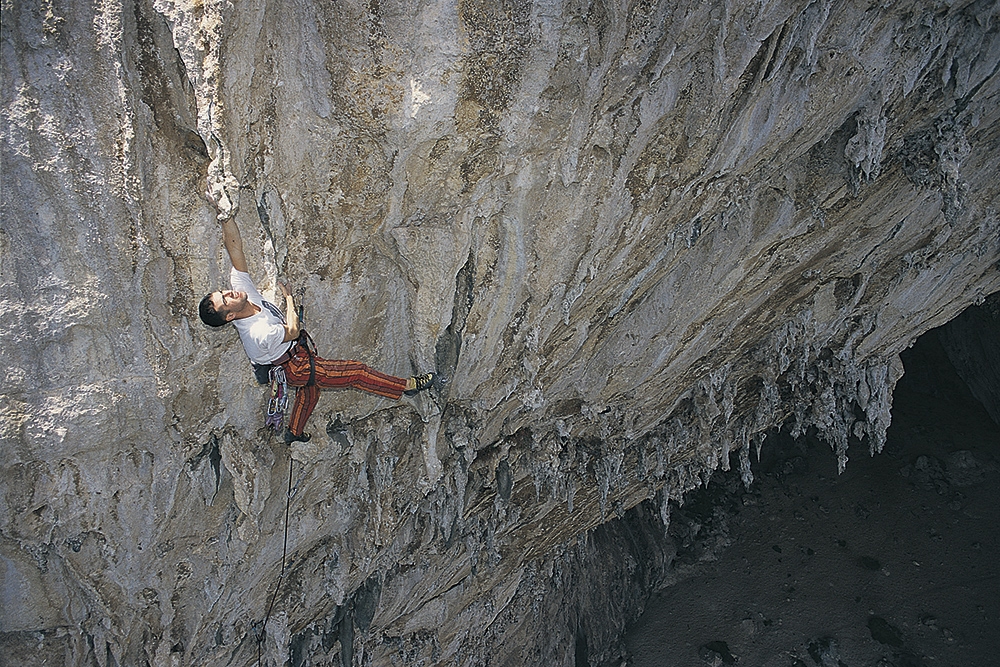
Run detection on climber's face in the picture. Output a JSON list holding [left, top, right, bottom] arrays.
[[211, 289, 250, 321]]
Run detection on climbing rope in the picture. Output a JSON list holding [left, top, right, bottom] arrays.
[[255, 453, 294, 666], [254, 299, 307, 664]]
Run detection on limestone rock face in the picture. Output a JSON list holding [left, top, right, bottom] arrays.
[[2, 0, 998, 665]]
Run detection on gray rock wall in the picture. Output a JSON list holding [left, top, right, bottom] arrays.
[[2, 0, 998, 665]]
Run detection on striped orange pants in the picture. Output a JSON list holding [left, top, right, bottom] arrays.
[[280, 348, 407, 436]]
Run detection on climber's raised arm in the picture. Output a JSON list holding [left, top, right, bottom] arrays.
[[206, 187, 248, 273], [219, 215, 248, 274]]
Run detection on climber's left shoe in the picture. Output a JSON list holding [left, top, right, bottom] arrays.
[[404, 372, 436, 395], [284, 429, 311, 445]]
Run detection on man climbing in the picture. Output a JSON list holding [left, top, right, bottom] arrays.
[[198, 186, 435, 444]]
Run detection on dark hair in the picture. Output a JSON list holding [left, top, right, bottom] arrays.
[[199, 293, 228, 327]]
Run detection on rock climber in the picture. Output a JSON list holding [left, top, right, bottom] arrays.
[[197, 186, 435, 444]]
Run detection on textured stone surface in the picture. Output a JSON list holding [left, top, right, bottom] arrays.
[[2, 0, 999, 665]]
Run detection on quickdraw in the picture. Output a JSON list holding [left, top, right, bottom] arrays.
[[264, 365, 289, 431]]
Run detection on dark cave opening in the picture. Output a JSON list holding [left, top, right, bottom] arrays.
[[619, 294, 1000, 667]]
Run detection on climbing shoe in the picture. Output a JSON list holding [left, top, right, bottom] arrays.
[[404, 372, 436, 395], [284, 429, 311, 445]]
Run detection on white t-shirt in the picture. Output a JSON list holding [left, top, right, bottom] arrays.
[[229, 268, 292, 365]]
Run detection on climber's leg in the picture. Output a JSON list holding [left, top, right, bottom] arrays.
[[280, 349, 431, 441], [285, 384, 319, 440], [309, 358, 408, 399], [281, 351, 406, 408]]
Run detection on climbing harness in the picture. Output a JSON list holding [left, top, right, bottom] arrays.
[[264, 366, 289, 431], [258, 302, 315, 432]]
